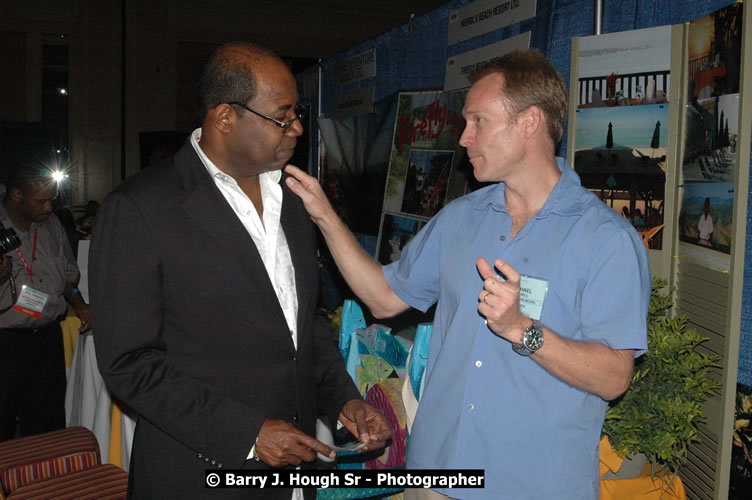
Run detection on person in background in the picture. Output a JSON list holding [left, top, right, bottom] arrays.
[[285, 49, 651, 499], [53, 205, 78, 257], [75, 199, 99, 239], [90, 41, 389, 499], [0, 165, 91, 441], [697, 196, 714, 247], [633, 208, 645, 226]]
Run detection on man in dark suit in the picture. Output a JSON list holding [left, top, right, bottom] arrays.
[[90, 42, 389, 499]]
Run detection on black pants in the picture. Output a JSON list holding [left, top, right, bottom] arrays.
[[0, 322, 66, 441]]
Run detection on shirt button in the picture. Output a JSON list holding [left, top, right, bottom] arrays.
[[500, 235, 506, 241], [475, 360, 482, 367], [467, 403, 474, 410]]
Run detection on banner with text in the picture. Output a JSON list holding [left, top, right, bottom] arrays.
[[444, 32, 530, 91], [332, 86, 375, 119], [334, 48, 377, 87], [447, 0, 536, 46]]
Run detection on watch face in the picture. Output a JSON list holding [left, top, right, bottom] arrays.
[[523, 326, 544, 352]]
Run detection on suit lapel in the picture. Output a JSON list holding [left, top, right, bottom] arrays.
[[177, 144, 291, 335], [281, 178, 315, 340]]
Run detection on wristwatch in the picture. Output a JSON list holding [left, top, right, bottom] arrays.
[[512, 319, 544, 356]]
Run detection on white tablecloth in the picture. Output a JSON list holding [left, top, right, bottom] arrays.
[[64, 239, 136, 470], [64, 331, 136, 470]]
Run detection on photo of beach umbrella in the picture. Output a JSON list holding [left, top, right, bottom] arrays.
[[574, 104, 668, 248], [650, 120, 661, 156]]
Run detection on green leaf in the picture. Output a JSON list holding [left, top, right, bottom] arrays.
[[601, 278, 720, 473]]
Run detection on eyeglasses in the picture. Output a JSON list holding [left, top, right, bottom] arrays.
[[228, 102, 308, 132]]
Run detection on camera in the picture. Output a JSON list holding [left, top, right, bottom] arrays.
[[0, 222, 21, 255]]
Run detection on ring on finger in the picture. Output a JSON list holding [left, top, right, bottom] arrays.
[[483, 291, 490, 303]]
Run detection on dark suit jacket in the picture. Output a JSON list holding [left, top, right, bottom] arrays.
[[90, 142, 361, 499]]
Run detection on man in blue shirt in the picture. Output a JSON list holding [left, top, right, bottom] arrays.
[[285, 49, 651, 499]]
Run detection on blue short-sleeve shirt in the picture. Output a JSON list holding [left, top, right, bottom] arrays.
[[383, 158, 651, 500]]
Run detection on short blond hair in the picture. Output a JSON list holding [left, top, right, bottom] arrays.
[[471, 49, 568, 147]]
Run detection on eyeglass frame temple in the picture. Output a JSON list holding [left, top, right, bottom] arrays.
[[227, 102, 307, 131]]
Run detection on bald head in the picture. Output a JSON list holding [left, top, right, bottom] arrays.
[[196, 42, 284, 124]]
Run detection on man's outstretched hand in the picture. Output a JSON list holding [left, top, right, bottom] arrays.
[[255, 419, 335, 467], [284, 165, 336, 224], [338, 399, 392, 453]]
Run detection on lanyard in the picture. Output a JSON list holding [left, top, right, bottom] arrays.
[[15, 229, 38, 284]]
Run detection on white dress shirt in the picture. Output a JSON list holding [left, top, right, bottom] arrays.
[[191, 130, 304, 500], [190, 129, 299, 346]]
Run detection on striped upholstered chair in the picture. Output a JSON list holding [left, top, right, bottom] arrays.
[[0, 426, 100, 498], [4, 464, 127, 500]]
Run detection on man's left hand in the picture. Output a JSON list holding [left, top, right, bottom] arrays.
[[74, 302, 92, 332], [477, 257, 529, 343], [338, 399, 391, 452]]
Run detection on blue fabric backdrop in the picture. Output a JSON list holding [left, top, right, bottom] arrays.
[[305, 0, 750, 385]]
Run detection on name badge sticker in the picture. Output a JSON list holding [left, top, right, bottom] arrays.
[[519, 275, 548, 321], [13, 285, 49, 319]]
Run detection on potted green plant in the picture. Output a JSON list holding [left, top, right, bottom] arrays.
[[601, 278, 720, 477], [730, 384, 752, 499]]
